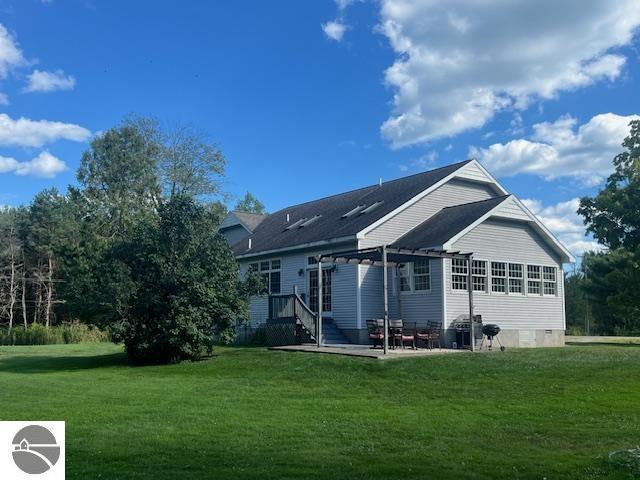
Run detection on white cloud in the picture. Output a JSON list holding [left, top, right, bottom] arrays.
[[0, 92, 8, 105], [322, 20, 348, 42], [0, 151, 67, 178], [378, 0, 640, 147], [0, 113, 90, 148], [24, 69, 76, 93], [399, 150, 438, 172], [470, 113, 639, 184], [522, 197, 602, 255], [0, 24, 26, 79]]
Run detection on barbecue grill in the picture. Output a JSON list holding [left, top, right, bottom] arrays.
[[480, 323, 505, 351], [454, 314, 482, 349]]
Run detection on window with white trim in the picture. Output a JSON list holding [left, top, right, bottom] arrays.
[[451, 259, 468, 291], [413, 260, 430, 291], [508, 263, 523, 294], [397, 261, 430, 292], [471, 260, 487, 292], [543, 266, 557, 295], [491, 261, 506, 293], [527, 265, 541, 295], [249, 259, 281, 294]]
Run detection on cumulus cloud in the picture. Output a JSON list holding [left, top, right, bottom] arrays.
[[522, 197, 602, 256], [378, 0, 640, 147], [0, 24, 26, 79], [322, 0, 361, 42], [24, 69, 76, 93], [0, 113, 90, 148], [322, 21, 348, 41], [0, 151, 67, 178], [470, 113, 639, 185]]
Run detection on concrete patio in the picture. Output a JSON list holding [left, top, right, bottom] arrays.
[[270, 343, 467, 359]]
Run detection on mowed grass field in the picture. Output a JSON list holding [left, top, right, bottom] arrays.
[[1, 343, 639, 479]]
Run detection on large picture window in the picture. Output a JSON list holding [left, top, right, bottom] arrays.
[[249, 259, 281, 294]]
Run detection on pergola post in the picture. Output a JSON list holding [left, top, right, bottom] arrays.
[[467, 254, 475, 352], [382, 245, 389, 355], [317, 255, 323, 348]]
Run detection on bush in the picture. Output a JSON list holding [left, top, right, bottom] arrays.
[[0, 322, 109, 346]]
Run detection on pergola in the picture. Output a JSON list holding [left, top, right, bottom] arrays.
[[316, 246, 476, 355]]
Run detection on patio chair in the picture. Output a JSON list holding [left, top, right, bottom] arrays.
[[366, 319, 385, 349], [416, 320, 442, 350], [389, 319, 416, 350]]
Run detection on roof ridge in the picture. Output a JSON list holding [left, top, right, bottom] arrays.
[[269, 159, 474, 214]]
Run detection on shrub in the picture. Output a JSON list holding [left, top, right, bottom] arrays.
[[0, 322, 109, 346]]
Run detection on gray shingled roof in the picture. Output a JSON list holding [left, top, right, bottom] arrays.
[[233, 211, 267, 231], [390, 195, 510, 250], [233, 159, 473, 256]]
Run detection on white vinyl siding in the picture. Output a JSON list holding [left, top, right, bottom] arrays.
[[446, 218, 565, 331], [361, 179, 497, 248]]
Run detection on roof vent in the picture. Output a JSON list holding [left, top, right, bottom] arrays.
[[285, 218, 307, 230], [341, 205, 366, 219], [286, 213, 290, 222], [360, 201, 383, 214], [299, 215, 321, 228]]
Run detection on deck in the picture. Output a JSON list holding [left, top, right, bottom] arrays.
[[270, 343, 466, 359]]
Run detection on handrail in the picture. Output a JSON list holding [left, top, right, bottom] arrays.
[[268, 293, 317, 341]]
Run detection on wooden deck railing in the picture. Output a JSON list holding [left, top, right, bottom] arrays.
[[268, 292, 317, 341]]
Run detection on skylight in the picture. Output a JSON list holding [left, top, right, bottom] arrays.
[[341, 205, 366, 218], [299, 215, 321, 228], [285, 218, 307, 230], [360, 201, 383, 214]]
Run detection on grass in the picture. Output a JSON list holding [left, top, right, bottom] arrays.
[[1, 344, 639, 479]]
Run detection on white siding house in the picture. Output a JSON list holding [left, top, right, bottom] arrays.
[[223, 160, 574, 348]]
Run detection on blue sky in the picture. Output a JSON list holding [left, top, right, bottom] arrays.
[[0, 0, 639, 255]]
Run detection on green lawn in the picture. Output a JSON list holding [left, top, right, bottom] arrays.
[[1, 344, 639, 479]]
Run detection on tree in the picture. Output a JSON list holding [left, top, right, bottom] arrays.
[[113, 195, 248, 364], [234, 192, 266, 214], [578, 120, 640, 250], [77, 120, 162, 239], [0, 208, 23, 331], [161, 123, 226, 199], [577, 120, 640, 335]]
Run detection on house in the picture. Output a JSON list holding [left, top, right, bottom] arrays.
[[221, 159, 574, 348]]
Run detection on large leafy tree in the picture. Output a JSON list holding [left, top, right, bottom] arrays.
[[234, 192, 266, 214], [113, 196, 247, 363], [577, 120, 640, 334]]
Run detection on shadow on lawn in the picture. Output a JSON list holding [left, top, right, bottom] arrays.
[[0, 352, 129, 374]]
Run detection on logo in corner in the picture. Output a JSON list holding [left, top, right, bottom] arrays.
[[11, 425, 61, 474]]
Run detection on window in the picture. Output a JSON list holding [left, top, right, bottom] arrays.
[[508, 263, 523, 294], [451, 259, 468, 291], [299, 215, 321, 228], [249, 259, 281, 294], [471, 260, 487, 292], [398, 264, 411, 292], [413, 260, 430, 291], [527, 265, 541, 295], [543, 266, 557, 295], [491, 261, 507, 293], [397, 261, 430, 292]]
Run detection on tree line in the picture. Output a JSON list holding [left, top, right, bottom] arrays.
[[565, 120, 640, 336], [0, 116, 263, 362]]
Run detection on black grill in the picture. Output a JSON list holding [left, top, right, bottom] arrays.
[[482, 324, 501, 337]]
